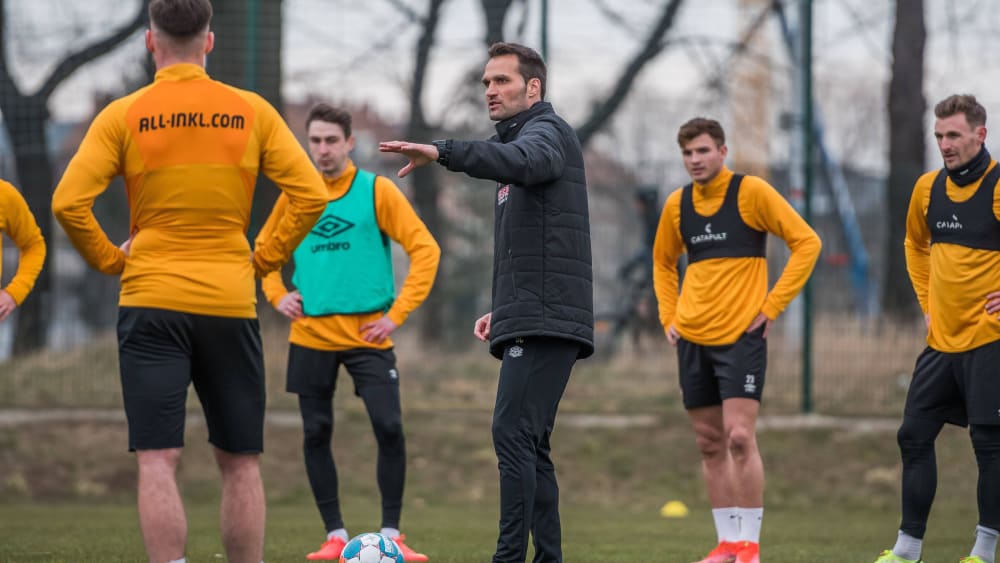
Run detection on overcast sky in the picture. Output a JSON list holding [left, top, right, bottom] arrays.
[[7, 0, 1000, 175]]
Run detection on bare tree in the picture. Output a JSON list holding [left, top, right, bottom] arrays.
[[575, 0, 685, 147], [883, 0, 925, 320], [405, 0, 450, 343], [0, 0, 148, 354]]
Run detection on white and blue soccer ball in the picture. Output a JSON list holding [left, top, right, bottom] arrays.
[[338, 532, 404, 563]]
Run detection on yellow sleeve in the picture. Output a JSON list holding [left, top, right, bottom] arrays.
[[250, 99, 327, 276], [51, 103, 127, 275], [904, 172, 934, 313], [652, 189, 685, 331], [256, 192, 293, 306], [374, 176, 441, 327], [741, 177, 822, 320], [1, 182, 46, 304]]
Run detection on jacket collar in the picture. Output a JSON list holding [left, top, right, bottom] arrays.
[[494, 101, 553, 142], [154, 63, 210, 82]]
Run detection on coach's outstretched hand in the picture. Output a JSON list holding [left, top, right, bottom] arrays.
[[378, 141, 439, 178]]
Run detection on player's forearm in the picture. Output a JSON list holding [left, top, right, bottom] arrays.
[[4, 235, 45, 305], [52, 204, 125, 275], [760, 230, 821, 319], [653, 261, 679, 329], [904, 237, 931, 312], [253, 195, 324, 276], [386, 238, 441, 326], [260, 270, 289, 307]]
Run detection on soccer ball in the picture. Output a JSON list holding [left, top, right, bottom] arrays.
[[339, 532, 404, 563]]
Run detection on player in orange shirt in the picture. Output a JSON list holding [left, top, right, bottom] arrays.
[[51, 2, 326, 562], [873, 95, 1000, 563], [0, 180, 45, 323], [258, 104, 438, 561], [653, 118, 820, 563]]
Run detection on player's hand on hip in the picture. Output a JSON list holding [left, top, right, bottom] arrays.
[[361, 316, 398, 344], [276, 291, 304, 320], [378, 141, 438, 178], [986, 291, 1000, 318], [119, 232, 135, 256], [666, 324, 680, 346], [745, 312, 772, 338], [473, 312, 492, 342], [0, 291, 16, 322]]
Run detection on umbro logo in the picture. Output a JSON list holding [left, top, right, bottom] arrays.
[[388, 369, 398, 380], [311, 215, 355, 239], [508, 346, 524, 358]]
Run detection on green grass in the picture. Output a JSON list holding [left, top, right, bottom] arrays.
[[0, 404, 988, 562], [0, 499, 980, 562]]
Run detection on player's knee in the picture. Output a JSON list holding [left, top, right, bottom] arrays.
[[971, 425, 1000, 463], [897, 418, 937, 451], [693, 428, 726, 459], [136, 448, 182, 473], [372, 416, 404, 446], [726, 426, 756, 459], [302, 418, 333, 449], [492, 421, 530, 453]]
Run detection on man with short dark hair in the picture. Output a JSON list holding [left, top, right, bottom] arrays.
[[380, 41, 593, 563], [653, 117, 820, 563], [874, 94, 1000, 563], [51, 1, 327, 562], [258, 103, 438, 561]]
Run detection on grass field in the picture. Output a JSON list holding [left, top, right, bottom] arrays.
[[0, 316, 977, 562], [0, 403, 985, 562], [0, 499, 980, 562]]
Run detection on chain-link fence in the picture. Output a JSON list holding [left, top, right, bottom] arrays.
[[3, 0, 1000, 415]]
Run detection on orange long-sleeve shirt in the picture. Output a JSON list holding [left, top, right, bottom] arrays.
[[52, 64, 327, 318], [0, 180, 45, 305], [905, 161, 1000, 352], [653, 167, 821, 346], [260, 161, 441, 350]]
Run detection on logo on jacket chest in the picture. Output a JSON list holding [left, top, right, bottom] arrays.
[[689, 222, 728, 244], [497, 184, 511, 206], [308, 215, 355, 253], [935, 213, 963, 231]]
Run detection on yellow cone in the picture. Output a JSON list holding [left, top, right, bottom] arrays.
[[660, 500, 689, 518]]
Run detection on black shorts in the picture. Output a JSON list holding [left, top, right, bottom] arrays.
[[286, 343, 399, 398], [676, 327, 767, 409], [117, 307, 265, 453], [904, 340, 1000, 426]]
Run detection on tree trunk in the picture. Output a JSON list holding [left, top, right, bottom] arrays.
[[481, 0, 515, 47], [6, 97, 53, 354], [883, 0, 925, 320]]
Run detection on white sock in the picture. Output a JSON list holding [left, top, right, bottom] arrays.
[[712, 507, 741, 543], [972, 525, 998, 563], [737, 507, 763, 543], [165, 559, 185, 563], [328, 528, 349, 542], [892, 530, 922, 561], [380, 527, 401, 539]]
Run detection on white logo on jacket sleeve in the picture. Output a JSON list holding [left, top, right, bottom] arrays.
[[497, 184, 510, 206]]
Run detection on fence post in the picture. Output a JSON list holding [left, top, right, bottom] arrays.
[[800, 0, 814, 414]]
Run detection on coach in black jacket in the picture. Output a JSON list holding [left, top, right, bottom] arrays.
[[381, 42, 593, 563]]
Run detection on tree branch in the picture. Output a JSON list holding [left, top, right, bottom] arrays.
[[384, 0, 424, 24], [408, 0, 447, 133], [37, 0, 148, 101], [0, 0, 25, 101], [575, 0, 685, 147]]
